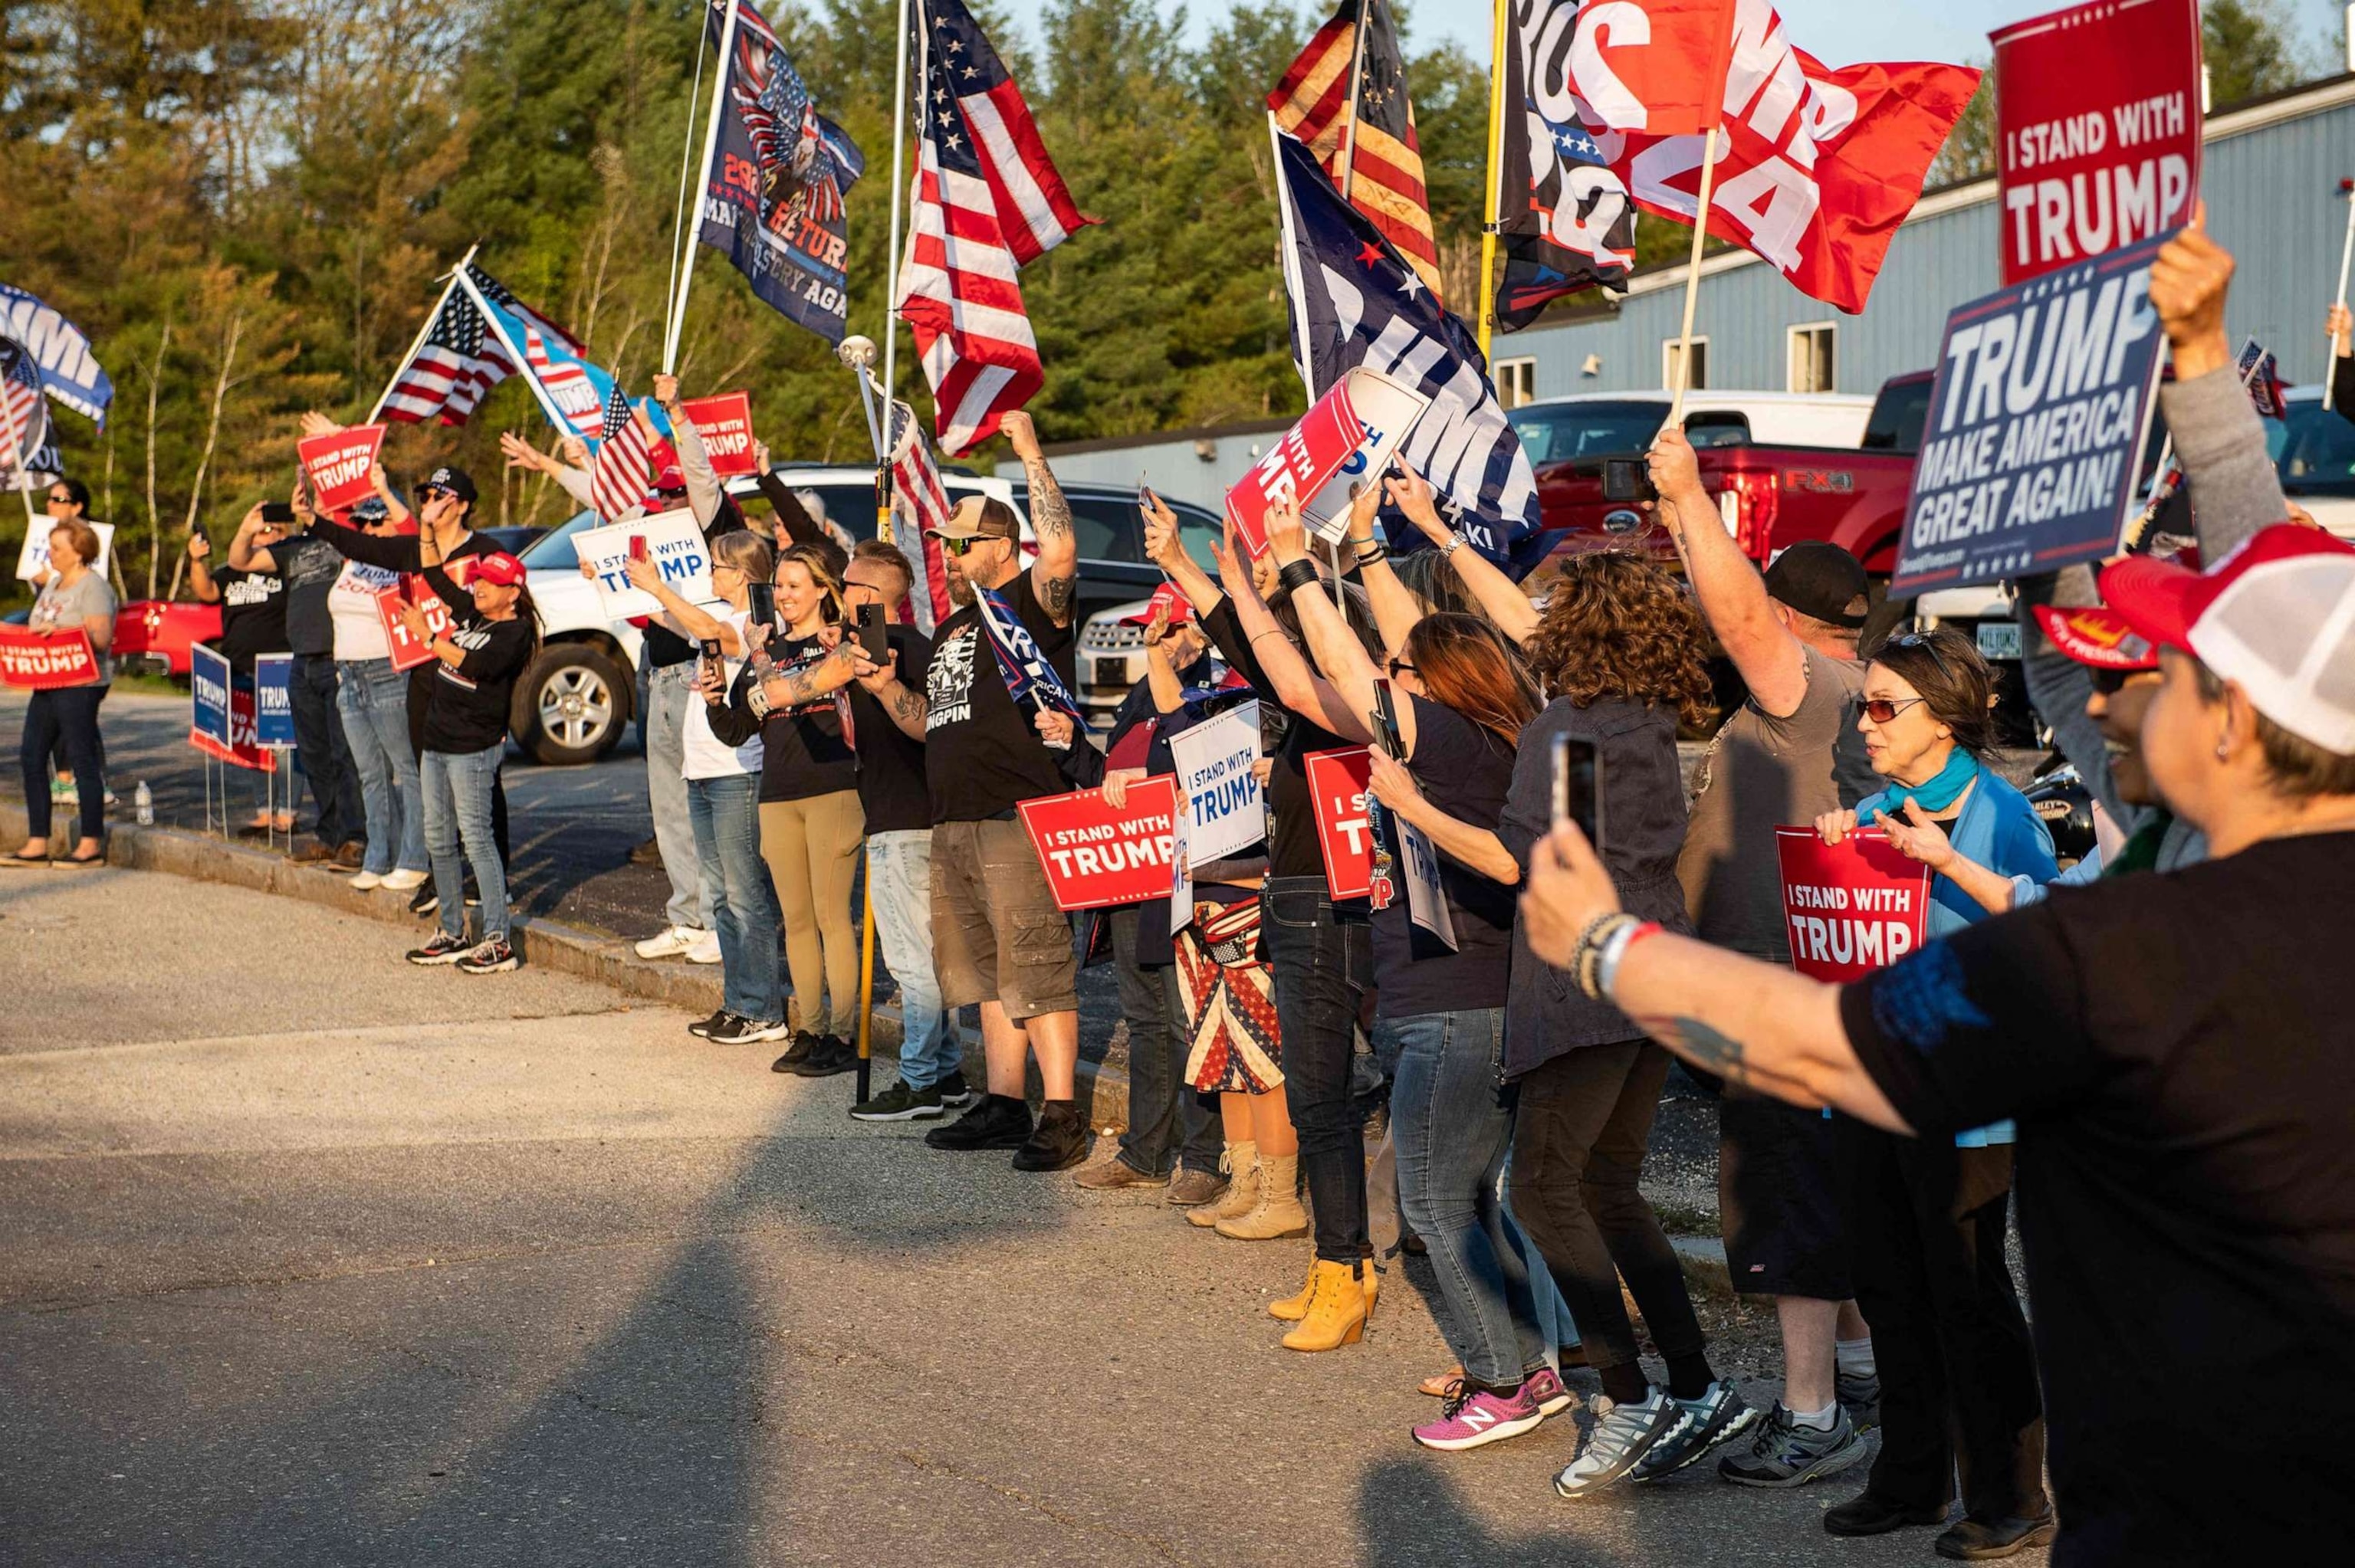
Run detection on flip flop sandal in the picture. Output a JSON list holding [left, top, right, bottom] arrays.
[[56, 850, 106, 868], [0, 850, 53, 868]]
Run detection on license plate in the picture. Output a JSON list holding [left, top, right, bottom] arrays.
[[1093, 654, 1132, 687], [1976, 620, 2022, 661]]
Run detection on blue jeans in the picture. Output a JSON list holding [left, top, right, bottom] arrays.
[[644, 661, 709, 931], [20, 684, 107, 842], [1391, 1006, 1549, 1388], [1263, 877, 1375, 1261], [1110, 906, 1221, 1179], [337, 658, 425, 874], [867, 828, 960, 1089], [422, 745, 508, 943], [689, 772, 782, 1021]]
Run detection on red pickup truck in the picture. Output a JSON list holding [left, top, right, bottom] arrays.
[[1509, 373, 1934, 576], [110, 599, 222, 678]]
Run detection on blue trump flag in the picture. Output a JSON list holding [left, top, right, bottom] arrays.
[[696, 0, 865, 344], [1270, 123, 1545, 573], [975, 586, 1083, 721], [0, 283, 112, 428], [448, 265, 668, 447]]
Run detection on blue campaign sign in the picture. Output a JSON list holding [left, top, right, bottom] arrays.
[[190, 643, 232, 747], [255, 654, 295, 748], [1890, 233, 2173, 595]]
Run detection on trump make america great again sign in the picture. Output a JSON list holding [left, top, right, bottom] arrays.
[[1889, 232, 2169, 595]]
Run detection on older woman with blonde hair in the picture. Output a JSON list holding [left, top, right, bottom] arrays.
[[8, 517, 116, 867]]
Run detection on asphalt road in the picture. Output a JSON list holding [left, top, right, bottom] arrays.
[[0, 868, 2054, 1566]]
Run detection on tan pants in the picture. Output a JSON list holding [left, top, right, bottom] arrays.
[[758, 791, 865, 1038]]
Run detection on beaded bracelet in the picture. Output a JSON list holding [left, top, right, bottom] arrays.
[[1569, 911, 1636, 1000], [1594, 920, 1663, 1002]]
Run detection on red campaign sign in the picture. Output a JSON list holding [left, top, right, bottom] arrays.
[[1992, 0, 2202, 285], [189, 683, 279, 773], [0, 626, 100, 689], [297, 425, 386, 515], [680, 392, 757, 479], [376, 584, 454, 674], [1223, 377, 1366, 559], [1569, 0, 1739, 139], [1017, 775, 1183, 912], [1773, 827, 1932, 985], [1306, 746, 1380, 901]]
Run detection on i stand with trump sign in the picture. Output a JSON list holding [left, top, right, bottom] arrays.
[[1775, 827, 1931, 983]]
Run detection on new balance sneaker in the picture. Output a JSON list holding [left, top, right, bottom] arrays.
[[1554, 1388, 1683, 1497], [405, 932, 468, 966], [1717, 1402, 1868, 1489], [1837, 1367, 1883, 1429], [457, 937, 519, 974], [1634, 1380, 1759, 1481], [633, 925, 703, 960], [787, 1033, 859, 1078], [1010, 1101, 1089, 1172], [715, 1015, 788, 1045], [1413, 1383, 1545, 1452], [849, 1079, 948, 1122], [688, 1009, 737, 1040], [1524, 1366, 1575, 1418], [685, 930, 721, 964], [925, 1093, 1033, 1151], [934, 1069, 975, 1107], [380, 868, 429, 893]]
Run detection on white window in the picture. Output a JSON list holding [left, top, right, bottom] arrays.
[[1787, 322, 1837, 394], [1661, 336, 1709, 392], [1495, 357, 1537, 410]]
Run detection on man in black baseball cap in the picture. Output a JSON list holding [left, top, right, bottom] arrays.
[[1763, 541, 1871, 631]]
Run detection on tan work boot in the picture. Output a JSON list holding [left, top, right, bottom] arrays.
[[1188, 1140, 1259, 1228], [1269, 1252, 1378, 1320], [1279, 1259, 1371, 1352], [1215, 1150, 1308, 1239]]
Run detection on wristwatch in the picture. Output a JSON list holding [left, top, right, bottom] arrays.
[[1440, 532, 1467, 559]]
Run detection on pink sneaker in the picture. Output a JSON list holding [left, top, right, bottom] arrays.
[[1411, 1383, 1545, 1451], [1525, 1366, 1575, 1417]]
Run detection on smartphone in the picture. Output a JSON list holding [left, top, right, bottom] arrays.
[[1370, 677, 1403, 760], [627, 533, 650, 563], [747, 580, 778, 629], [1601, 458, 1657, 504], [856, 601, 888, 663], [699, 636, 725, 689], [1551, 733, 1603, 849], [260, 502, 296, 525]]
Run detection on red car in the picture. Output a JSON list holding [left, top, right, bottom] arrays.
[[110, 599, 222, 679]]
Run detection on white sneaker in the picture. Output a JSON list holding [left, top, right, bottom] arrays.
[[350, 870, 386, 891], [634, 924, 701, 959], [685, 930, 722, 964], [379, 868, 429, 892]]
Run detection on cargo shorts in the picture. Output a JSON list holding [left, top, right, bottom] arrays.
[[930, 816, 1079, 1022]]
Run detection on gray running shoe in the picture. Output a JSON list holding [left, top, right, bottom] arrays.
[[1553, 1388, 1682, 1498], [1634, 1380, 1760, 1481], [1718, 1402, 1869, 1488]]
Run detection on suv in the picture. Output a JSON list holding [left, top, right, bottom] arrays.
[[511, 467, 1195, 763]]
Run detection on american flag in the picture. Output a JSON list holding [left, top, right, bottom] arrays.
[[590, 386, 655, 522], [0, 333, 53, 486], [886, 399, 953, 634], [1269, 0, 1443, 302], [895, 0, 1090, 454], [378, 264, 590, 427]]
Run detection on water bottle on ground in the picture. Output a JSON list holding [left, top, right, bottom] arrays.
[[134, 782, 153, 826]]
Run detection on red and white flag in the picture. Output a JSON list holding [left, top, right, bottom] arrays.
[[887, 400, 953, 635], [895, 0, 1091, 454], [590, 387, 655, 522], [1568, 0, 1739, 138], [1585, 0, 1979, 313]]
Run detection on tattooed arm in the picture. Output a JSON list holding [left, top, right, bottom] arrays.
[[1003, 410, 1079, 627], [1520, 820, 1913, 1133], [846, 642, 930, 740]]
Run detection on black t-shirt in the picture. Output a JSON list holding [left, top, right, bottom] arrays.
[[416, 568, 534, 755], [1370, 694, 1519, 1017], [1841, 832, 2355, 1565], [212, 564, 287, 671], [1197, 596, 1347, 882], [846, 623, 934, 835], [268, 534, 346, 658], [756, 632, 859, 803], [923, 571, 1077, 823]]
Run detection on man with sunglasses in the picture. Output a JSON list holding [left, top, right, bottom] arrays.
[[1647, 428, 1882, 1488], [850, 409, 1087, 1171]]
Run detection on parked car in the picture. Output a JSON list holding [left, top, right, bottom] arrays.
[[109, 599, 222, 679], [2275, 385, 2355, 536], [1064, 490, 1226, 724]]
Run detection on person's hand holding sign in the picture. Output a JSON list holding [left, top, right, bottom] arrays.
[[1101, 766, 1143, 809], [2149, 202, 2233, 382], [1264, 498, 1312, 571]]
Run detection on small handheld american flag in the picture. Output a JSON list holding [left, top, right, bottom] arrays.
[[590, 386, 655, 522]]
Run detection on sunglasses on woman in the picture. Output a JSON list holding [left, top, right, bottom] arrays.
[[46, 493, 74, 507], [1861, 696, 1929, 723], [1884, 630, 1954, 681], [1386, 657, 1417, 679]]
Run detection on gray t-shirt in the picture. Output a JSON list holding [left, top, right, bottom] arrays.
[[30, 570, 117, 684], [1676, 646, 1872, 961]]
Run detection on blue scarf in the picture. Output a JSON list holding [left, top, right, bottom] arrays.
[[1859, 746, 1979, 823]]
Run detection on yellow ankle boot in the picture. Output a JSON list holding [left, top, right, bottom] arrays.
[[1215, 1150, 1308, 1239], [1280, 1259, 1369, 1352], [1189, 1140, 1259, 1228], [1270, 1254, 1378, 1320]]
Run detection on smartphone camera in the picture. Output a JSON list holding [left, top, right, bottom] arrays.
[[747, 580, 778, 630], [1601, 458, 1657, 505], [259, 502, 296, 526]]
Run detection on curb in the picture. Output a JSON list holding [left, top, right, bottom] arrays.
[[0, 799, 1128, 1127]]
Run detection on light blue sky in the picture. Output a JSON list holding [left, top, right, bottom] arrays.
[[998, 1, 2350, 73]]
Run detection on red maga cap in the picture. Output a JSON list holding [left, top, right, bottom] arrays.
[[471, 552, 528, 587], [1120, 583, 1194, 627], [2030, 604, 2158, 671]]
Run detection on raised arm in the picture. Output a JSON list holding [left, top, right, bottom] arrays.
[[1143, 619, 1187, 715], [1217, 520, 1371, 743], [622, 554, 740, 654], [1140, 492, 1223, 618], [2148, 216, 2288, 562], [653, 376, 724, 527], [751, 448, 849, 573], [1336, 477, 1423, 655], [1002, 410, 1078, 627], [1648, 425, 1809, 717], [1381, 460, 1539, 646], [187, 530, 222, 603], [1265, 502, 1409, 753]]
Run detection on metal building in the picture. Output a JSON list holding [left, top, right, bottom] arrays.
[[1016, 73, 2355, 515]]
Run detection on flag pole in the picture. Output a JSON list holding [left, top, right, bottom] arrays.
[[452, 265, 574, 435], [1476, 0, 1509, 360], [1, 377, 36, 526], [1667, 128, 1721, 427], [2327, 179, 2353, 413], [665, 11, 716, 331], [1337, 0, 1375, 205], [366, 244, 478, 424], [664, 0, 744, 376], [882, 0, 917, 406]]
